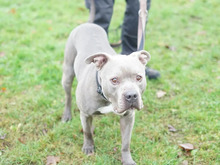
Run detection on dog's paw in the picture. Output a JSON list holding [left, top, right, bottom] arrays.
[[122, 155, 136, 165], [61, 114, 72, 122], [123, 161, 136, 165], [82, 145, 95, 155]]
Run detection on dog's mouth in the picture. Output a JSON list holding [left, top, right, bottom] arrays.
[[111, 96, 143, 115], [113, 107, 125, 114], [113, 105, 136, 114]]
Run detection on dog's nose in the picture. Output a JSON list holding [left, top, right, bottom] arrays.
[[125, 91, 138, 103]]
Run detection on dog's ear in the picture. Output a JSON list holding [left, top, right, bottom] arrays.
[[85, 52, 110, 70], [130, 50, 151, 65]]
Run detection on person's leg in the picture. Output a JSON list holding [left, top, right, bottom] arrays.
[[122, 0, 160, 79], [85, 0, 114, 34], [121, 0, 151, 55]]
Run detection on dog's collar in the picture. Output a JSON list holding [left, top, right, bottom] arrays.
[[96, 71, 108, 101]]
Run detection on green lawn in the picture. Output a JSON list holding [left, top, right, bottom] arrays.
[[0, 0, 219, 164]]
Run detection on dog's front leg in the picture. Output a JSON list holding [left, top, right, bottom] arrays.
[[80, 112, 94, 155], [120, 111, 136, 165]]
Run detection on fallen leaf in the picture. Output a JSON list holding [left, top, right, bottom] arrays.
[[168, 124, 177, 132], [0, 134, 6, 140], [78, 7, 86, 11], [18, 137, 26, 144], [1, 87, 6, 92], [179, 143, 194, 152], [182, 160, 188, 165], [9, 8, 16, 14], [156, 90, 166, 98], [0, 52, 5, 57], [165, 45, 176, 51], [46, 156, 60, 165]]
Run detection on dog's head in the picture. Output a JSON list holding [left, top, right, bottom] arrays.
[[85, 50, 150, 114]]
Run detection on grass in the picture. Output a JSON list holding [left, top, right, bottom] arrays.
[[0, 0, 219, 164]]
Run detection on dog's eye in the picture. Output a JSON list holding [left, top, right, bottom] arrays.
[[111, 77, 119, 85], [136, 75, 142, 81]]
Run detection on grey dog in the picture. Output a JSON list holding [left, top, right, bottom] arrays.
[[62, 23, 150, 165]]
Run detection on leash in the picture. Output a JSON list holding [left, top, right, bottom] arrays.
[[88, 0, 95, 23], [137, 0, 148, 51]]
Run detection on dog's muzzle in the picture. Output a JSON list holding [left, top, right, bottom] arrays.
[[125, 91, 138, 104], [124, 91, 140, 110], [113, 91, 141, 114]]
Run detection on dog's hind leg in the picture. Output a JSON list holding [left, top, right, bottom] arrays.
[[62, 35, 76, 122]]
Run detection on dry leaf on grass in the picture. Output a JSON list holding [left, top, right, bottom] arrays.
[[78, 7, 86, 11], [179, 143, 194, 151], [18, 137, 26, 144], [156, 90, 166, 98], [1, 87, 6, 92], [168, 124, 177, 132], [46, 156, 60, 165], [165, 45, 176, 51], [9, 8, 16, 14]]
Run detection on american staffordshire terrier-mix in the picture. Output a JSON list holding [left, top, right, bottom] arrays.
[[62, 23, 150, 165]]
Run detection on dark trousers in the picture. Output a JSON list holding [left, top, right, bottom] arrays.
[[85, 0, 151, 55]]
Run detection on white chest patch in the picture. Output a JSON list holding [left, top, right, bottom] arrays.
[[97, 104, 126, 116]]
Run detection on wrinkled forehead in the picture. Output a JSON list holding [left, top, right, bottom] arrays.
[[102, 55, 145, 77]]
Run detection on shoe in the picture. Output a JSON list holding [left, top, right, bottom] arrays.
[[145, 67, 160, 80]]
